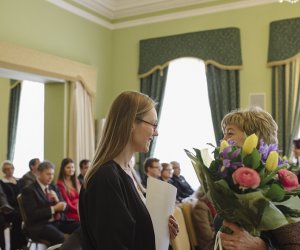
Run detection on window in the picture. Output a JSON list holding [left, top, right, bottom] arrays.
[[13, 81, 44, 177], [153, 58, 215, 190]]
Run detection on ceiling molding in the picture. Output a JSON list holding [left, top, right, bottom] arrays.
[[114, 0, 277, 29], [47, 0, 114, 29], [72, 0, 115, 19], [47, 0, 277, 30], [73, 0, 217, 19]]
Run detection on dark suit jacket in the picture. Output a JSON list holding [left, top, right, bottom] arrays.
[[19, 171, 36, 191], [21, 181, 66, 229], [171, 175, 194, 201]]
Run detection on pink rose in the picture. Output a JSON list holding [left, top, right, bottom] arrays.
[[278, 169, 299, 191], [232, 167, 260, 189]]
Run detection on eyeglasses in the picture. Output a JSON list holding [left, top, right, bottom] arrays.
[[136, 118, 158, 131], [150, 166, 161, 169]]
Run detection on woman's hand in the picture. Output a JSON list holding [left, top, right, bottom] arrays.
[[220, 220, 268, 250], [168, 215, 179, 240]]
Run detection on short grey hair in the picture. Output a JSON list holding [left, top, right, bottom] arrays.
[[1, 160, 14, 172], [37, 161, 55, 172]]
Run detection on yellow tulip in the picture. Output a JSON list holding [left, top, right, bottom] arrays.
[[266, 151, 278, 172], [220, 166, 226, 172], [242, 134, 258, 155], [220, 140, 230, 153]]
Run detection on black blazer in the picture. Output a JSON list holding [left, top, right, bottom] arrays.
[[79, 160, 155, 250], [0, 180, 20, 209], [21, 181, 67, 229]]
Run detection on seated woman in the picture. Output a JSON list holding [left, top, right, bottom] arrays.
[[192, 187, 216, 250], [56, 158, 80, 221], [159, 163, 174, 184]]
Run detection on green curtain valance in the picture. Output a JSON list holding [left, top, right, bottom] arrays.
[[268, 17, 300, 64], [139, 27, 242, 78]]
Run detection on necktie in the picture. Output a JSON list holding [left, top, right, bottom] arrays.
[[45, 187, 61, 221], [45, 187, 50, 202]]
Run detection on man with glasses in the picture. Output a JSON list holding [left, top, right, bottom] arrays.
[[141, 157, 161, 188]]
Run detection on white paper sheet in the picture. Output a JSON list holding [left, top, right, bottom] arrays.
[[146, 177, 177, 250]]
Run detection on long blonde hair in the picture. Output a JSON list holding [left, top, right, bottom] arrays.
[[84, 91, 156, 187]]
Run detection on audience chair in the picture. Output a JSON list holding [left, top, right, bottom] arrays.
[[47, 243, 62, 250], [180, 201, 198, 250], [171, 206, 191, 250], [17, 194, 50, 250], [3, 222, 12, 250]]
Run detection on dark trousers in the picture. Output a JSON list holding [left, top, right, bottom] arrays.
[[59, 227, 82, 250], [33, 220, 80, 246], [0, 211, 27, 250]]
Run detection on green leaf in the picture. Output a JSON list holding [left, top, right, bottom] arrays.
[[243, 149, 261, 169], [209, 180, 267, 236], [260, 167, 280, 187], [259, 202, 289, 231], [184, 148, 209, 193], [265, 183, 285, 202], [276, 205, 300, 218]]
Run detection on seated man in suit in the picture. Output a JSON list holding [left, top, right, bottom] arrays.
[[22, 160, 80, 245], [19, 158, 41, 191], [141, 157, 161, 188], [170, 161, 194, 202]]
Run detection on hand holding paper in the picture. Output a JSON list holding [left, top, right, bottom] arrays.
[[146, 177, 177, 250]]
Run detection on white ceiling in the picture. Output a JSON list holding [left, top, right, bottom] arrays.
[[47, 0, 278, 29], [72, 0, 218, 19]]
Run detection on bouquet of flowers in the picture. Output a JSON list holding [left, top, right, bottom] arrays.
[[185, 134, 300, 241]]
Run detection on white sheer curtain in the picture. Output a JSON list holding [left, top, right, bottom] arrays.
[[68, 81, 95, 173]]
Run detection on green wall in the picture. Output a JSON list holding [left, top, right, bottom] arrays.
[[1, 1, 300, 117], [0, 0, 112, 167], [111, 3, 300, 112], [1, 0, 300, 166], [44, 83, 68, 173], [0, 0, 113, 118]]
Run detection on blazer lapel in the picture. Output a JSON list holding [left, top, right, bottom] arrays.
[[35, 182, 48, 202]]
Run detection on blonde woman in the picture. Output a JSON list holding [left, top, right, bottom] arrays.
[[219, 107, 278, 250], [79, 91, 179, 250]]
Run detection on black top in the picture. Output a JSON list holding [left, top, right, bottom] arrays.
[[79, 160, 155, 250], [0, 180, 20, 209], [0, 184, 9, 207]]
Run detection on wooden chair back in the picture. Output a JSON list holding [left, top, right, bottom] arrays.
[[171, 206, 191, 250]]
